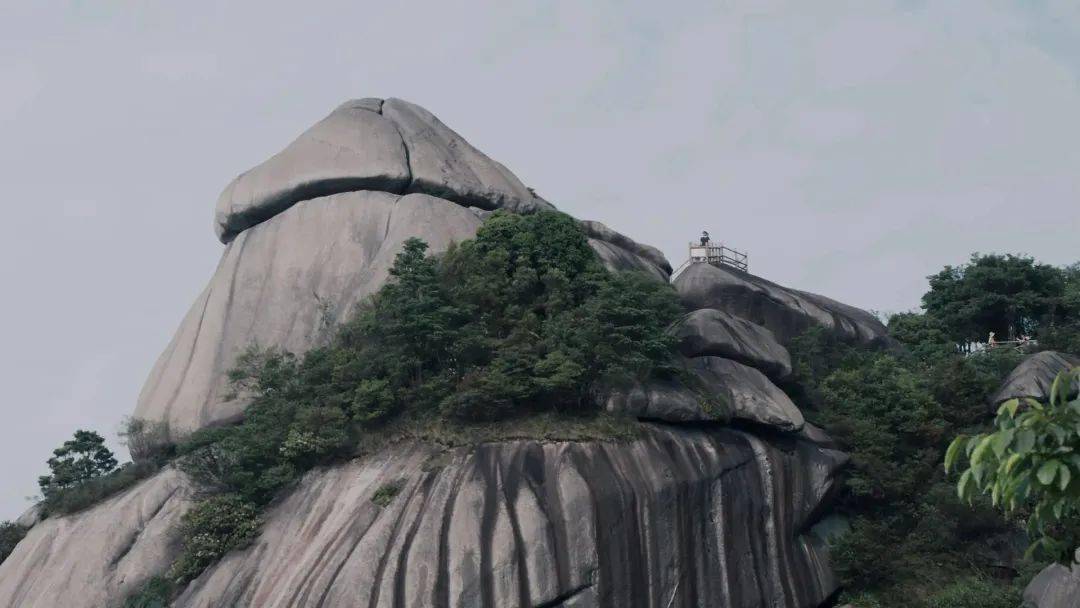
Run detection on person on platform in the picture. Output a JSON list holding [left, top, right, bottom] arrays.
[[700, 230, 711, 246]]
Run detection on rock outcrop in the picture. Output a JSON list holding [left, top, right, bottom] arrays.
[[0, 428, 844, 608], [141, 99, 667, 439], [690, 357, 805, 432], [674, 262, 889, 346], [174, 425, 843, 608], [138, 192, 484, 436], [0, 469, 193, 608], [990, 351, 1080, 406], [673, 308, 792, 380], [1023, 553, 1080, 608], [215, 97, 552, 242], [0, 97, 864, 608]]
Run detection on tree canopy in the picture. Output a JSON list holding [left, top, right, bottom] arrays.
[[37, 430, 117, 498], [921, 254, 1074, 345]]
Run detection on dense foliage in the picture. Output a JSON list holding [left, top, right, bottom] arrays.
[[0, 521, 27, 566], [168, 211, 681, 581], [790, 327, 1028, 605], [922, 254, 1079, 346], [169, 494, 261, 582], [947, 368, 1080, 563]]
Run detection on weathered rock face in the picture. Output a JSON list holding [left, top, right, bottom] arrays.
[[172, 425, 843, 608], [137, 191, 484, 436], [690, 357, 805, 432], [580, 220, 672, 281], [0, 97, 857, 608], [143, 99, 670, 439], [673, 262, 889, 346], [215, 97, 553, 242], [674, 308, 793, 380], [1023, 555, 1080, 608], [991, 351, 1080, 406], [0, 468, 193, 608]]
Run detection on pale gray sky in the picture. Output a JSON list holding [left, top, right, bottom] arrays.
[[1, 1, 1078, 518]]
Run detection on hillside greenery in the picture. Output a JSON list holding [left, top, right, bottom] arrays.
[[163, 211, 682, 582], [799, 253, 1080, 607], [947, 368, 1080, 563]]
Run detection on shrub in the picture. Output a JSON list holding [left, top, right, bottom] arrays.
[[170, 494, 261, 583], [123, 576, 174, 608], [920, 576, 1021, 608], [41, 461, 157, 517], [0, 521, 27, 565], [371, 482, 402, 507], [120, 418, 174, 465]]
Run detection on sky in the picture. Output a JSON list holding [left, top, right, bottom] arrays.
[[1, 0, 1078, 518]]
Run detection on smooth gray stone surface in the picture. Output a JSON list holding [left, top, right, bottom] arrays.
[[603, 377, 725, 422], [991, 351, 1080, 406], [215, 98, 410, 242], [138, 191, 483, 438], [674, 308, 793, 379], [382, 97, 554, 215], [0, 468, 193, 608], [215, 97, 555, 242], [674, 262, 890, 346], [13, 504, 41, 529], [171, 426, 842, 608], [603, 356, 804, 432], [1024, 555, 1080, 608], [579, 220, 672, 279], [690, 356, 806, 431]]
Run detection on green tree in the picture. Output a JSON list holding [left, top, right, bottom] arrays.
[[922, 254, 1067, 345], [37, 430, 118, 498], [0, 521, 27, 565], [946, 367, 1080, 562]]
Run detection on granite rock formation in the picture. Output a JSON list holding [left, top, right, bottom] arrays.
[[1024, 554, 1080, 608], [0, 469, 193, 608], [140, 101, 665, 440], [990, 351, 1079, 406], [0, 97, 866, 608], [673, 308, 793, 380], [674, 262, 889, 346]]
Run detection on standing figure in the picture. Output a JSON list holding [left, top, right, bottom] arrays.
[[700, 230, 711, 246]]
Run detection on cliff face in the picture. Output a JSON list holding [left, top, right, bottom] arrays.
[[174, 427, 844, 608], [0, 97, 881, 607]]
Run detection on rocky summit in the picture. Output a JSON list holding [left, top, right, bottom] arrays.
[[0, 97, 897, 608]]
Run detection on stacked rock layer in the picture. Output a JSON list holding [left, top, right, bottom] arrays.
[[0, 97, 887, 608]]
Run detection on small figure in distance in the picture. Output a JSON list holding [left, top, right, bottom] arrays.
[[700, 230, 711, 247], [988, 331, 997, 348]]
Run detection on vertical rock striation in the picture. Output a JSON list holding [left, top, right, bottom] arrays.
[[173, 426, 844, 608]]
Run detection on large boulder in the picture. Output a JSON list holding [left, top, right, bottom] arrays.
[[171, 425, 842, 608], [0, 468, 193, 608], [603, 357, 804, 432], [215, 97, 553, 242], [1024, 555, 1080, 608], [991, 351, 1080, 406], [381, 98, 553, 215], [690, 357, 805, 432], [214, 99, 411, 242], [579, 220, 672, 281], [137, 192, 483, 437], [673, 262, 889, 346], [673, 308, 792, 379]]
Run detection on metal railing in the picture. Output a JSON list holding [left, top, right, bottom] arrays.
[[670, 242, 749, 281]]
